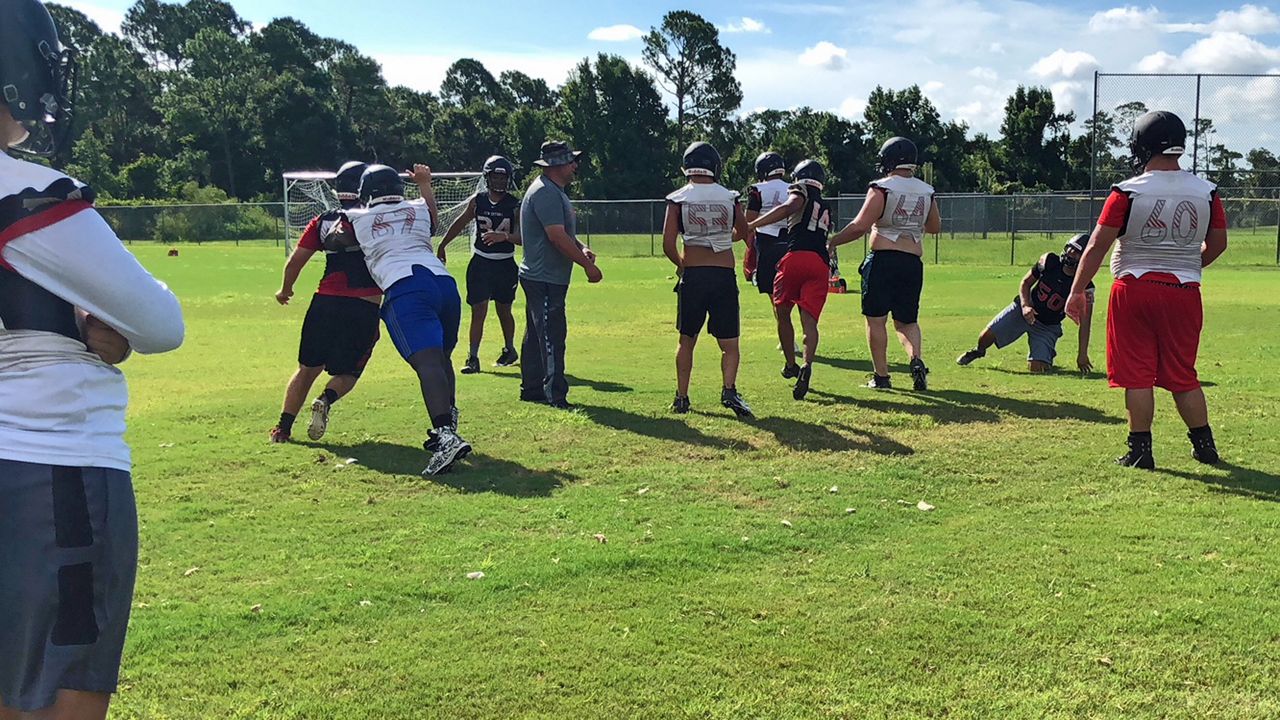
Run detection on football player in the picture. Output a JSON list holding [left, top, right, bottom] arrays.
[[830, 137, 941, 391], [271, 161, 382, 443], [0, 2, 185, 716], [437, 156, 521, 375], [743, 151, 803, 360], [663, 141, 753, 417], [1066, 110, 1229, 470], [957, 234, 1095, 373]]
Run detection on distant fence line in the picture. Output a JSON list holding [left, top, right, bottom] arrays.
[[101, 190, 1280, 266]]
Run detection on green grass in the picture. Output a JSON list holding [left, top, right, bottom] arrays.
[[112, 246, 1279, 719]]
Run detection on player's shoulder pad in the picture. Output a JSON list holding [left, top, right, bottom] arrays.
[[0, 156, 96, 234]]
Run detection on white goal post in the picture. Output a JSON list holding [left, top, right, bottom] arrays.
[[282, 170, 485, 254]]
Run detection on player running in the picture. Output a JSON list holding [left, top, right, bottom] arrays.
[[1, 2, 185, 716], [742, 151, 800, 360], [436, 155, 521, 375], [748, 159, 834, 401], [957, 233, 1095, 373], [829, 137, 941, 391], [1066, 110, 1229, 470], [662, 142, 753, 417], [271, 161, 382, 443], [344, 164, 472, 476]]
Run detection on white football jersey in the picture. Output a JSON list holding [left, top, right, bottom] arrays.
[[1111, 171, 1216, 284], [345, 199, 449, 289], [749, 178, 791, 238], [666, 182, 738, 253], [871, 174, 935, 244]]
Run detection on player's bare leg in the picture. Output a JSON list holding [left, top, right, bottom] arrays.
[[866, 315, 891, 388], [1028, 360, 1052, 373], [791, 309, 818, 400], [463, 302, 488, 374], [958, 328, 996, 366], [0, 688, 111, 720], [495, 302, 517, 363], [673, 335, 696, 413], [273, 365, 323, 442], [307, 373, 359, 441], [717, 337, 753, 418], [1118, 388, 1158, 469], [1173, 388, 1219, 464], [777, 304, 799, 377], [895, 320, 928, 391]]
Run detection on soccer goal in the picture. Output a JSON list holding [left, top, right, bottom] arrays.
[[282, 170, 485, 253]]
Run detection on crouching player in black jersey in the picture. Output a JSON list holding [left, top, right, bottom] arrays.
[[437, 156, 521, 374], [957, 234, 1095, 373], [663, 142, 753, 417]]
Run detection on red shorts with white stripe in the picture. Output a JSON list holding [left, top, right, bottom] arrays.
[[772, 250, 829, 319], [1106, 272, 1203, 392]]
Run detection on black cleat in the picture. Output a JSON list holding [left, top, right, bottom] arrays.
[[793, 364, 813, 401], [548, 399, 575, 410], [460, 356, 481, 374], [782, 363, 801, 379], [423, 430, 440, 453], [910, 358, 929, 391], [495, 347, 518, 367], [721, 387, 754, 418], [1116, 435, 1156, 470], [672, 394, 691, 414], [1189, 428, 1220, 465], [867, 374, 891, 390], [956, 348, 985, 366]]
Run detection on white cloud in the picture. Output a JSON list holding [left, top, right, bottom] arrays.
[[969, 66, 1000, 82], [1135, 50, 1179, 72], [837, 96, 867, 119], [1165, 4, 1280, 35], [923, 80, 945, 93], [776, 3, 850, 16], [63, 1, 125, 34], [374, 52, 584, 96], [1030, 49, 1101, 80], [989, 42, 1006, 54], [723, 17, 769, 33], [1137, 32, 1280, 73], [587, 24, 644, 42], [798, 41, 848, 71], [1089, 6, 1159, 33]]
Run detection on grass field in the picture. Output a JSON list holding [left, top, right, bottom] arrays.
[[111, 245, 1279, 719]]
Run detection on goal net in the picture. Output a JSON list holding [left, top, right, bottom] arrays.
[[282, 171, 485, 253]]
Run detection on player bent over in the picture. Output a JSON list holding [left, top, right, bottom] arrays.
[[345, 164, 472, 476], [271, 161, 382, 443], [1066, 110, 1228, 470], [437, 156, 521, 374], [1, 2, 185, 716], [662, 142, 753, 417], [830, 137, 941, 391], [957, 234, 1095, 373], [748, 159, 834, 401]]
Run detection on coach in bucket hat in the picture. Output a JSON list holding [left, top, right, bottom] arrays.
[[533, 140, 585, 168]]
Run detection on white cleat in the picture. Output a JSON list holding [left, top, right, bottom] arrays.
[[307, 396, 331, 440], [422, 428, 472, 476]]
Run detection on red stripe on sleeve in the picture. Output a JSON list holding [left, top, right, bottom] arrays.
[[297, 216, 322, 251], [0, 200, 95, 270], [1097, 190, 1130, 228], [1209, 193, 1227, 230]]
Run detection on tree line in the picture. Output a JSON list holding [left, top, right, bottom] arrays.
[[45, 2, 1280, 204]]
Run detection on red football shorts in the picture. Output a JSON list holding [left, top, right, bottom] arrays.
[[1106, 273, 1203, 392], [772, 250, 829, 319]]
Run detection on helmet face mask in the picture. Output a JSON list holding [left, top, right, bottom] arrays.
[[1, 0, 78, 157], [482, 155, 515, 194], [1062, 234, 1088, 268]]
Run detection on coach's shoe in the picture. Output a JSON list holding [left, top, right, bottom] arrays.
[[1115, 433, 1156, 470], [451, 405, 460, 430], [781, 363, 801, 380], [793, 365, 813, 401], [721, 387, 754, 418], [423, 428, 472, 477], [423, 430, 439, 453], [1188, 426, 1220, 465], [269, 425, 291, 444], [307, 396, 332, 441], [672, 394, 691, 414], [495, 347, 519, 367], [866, 374, 892, 390], [910, 358, 929, 391], [956, 348, 985, 366], [461, 356, 481, 375]]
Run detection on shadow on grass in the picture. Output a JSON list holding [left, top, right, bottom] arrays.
[[576, 404, 747, 451], [753, 415, 914, 456], [478, 371, 633, 394], [320, 440, 571, 497], [809, 387, 1121, 426], [1159, 461, 1280, 503], [982, 366, 1109, 381]]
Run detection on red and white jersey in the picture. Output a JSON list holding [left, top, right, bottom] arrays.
[[871, 174, 935, 244], [1099, 171, 1226, 284], [667, 182, 738, 253], [345, 198, 449, 289], [746, 178, 790, 238], [0, 152, 185, 472]]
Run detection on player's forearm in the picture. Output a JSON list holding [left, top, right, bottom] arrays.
[[662, 235, 682, 268], [549, 233, 593, 267], [750, 203, 792, 230], [1018, 277, 1035, 307], [1202, 230, 1228, 268], [830, 221, 867, 248], [281, 256, 308, 292]]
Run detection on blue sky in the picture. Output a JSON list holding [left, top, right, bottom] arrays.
[[63, 0, 1280, 139]]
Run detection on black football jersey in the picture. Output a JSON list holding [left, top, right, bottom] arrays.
[[473, 191, 520, 257], [1028, 253, 1093, 325], [785, 184, 832, 265]]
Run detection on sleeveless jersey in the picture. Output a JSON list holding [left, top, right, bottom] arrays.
[[297, 210, 380, 297], [1103, 171, 1221, 284], [1028, 253, 1095, 325], [472, 191, 521, 260], [871, 174, 935, 244], [785, 184, 832, 265], [746, 178, 791, 239], [345, 198, 449, 289], [666, 182, 738, 253]]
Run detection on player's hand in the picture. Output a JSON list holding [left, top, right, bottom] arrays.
[[409, 164, 432, 186], [436, 246, 447, 264], [585, 262, 603, 284], [83, 315, 131, 365], [275, 289, 293, 305], [583, 247, 597, 263], [1077, 354, 1093, 374], [1021, 305, 1038, 325], [482, 231, 505, 246], [1065, 292, 1087, 325]]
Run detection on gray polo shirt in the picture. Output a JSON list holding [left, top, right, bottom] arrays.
[[519, 174, 577, 286]]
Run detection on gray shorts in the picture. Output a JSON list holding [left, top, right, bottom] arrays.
[[986, 300, 1064, 365], [0, 460, 137, 713]]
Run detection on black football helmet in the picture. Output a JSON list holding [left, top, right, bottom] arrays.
[[682, 141, 721, 179], [754, 151, 785, 180], [359, 164, 405, 206], [878, 137, 918, 174], [334, 161, 367, 204], [1130, 110, 1186, 170], [482, 155, 514, 194], [792, 159, 825, 190], [0, 0, 78, 156], [1062, 233, 1088, 267]]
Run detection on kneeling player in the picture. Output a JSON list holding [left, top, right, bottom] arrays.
[[748, 159, 833, 400], [663, 142, 752, 417], [957, 234, 1095, 373], [345, 164, 471, 476], [437, 156, 520, 374], [271, 161, 381, 443]]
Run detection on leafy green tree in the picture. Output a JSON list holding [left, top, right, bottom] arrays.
[[998, 85, 1075, 190], [863, 85, 970, 191], [441, 59, 509, 107], [642, 11, 741, 153], [500, 70, 555, 111]]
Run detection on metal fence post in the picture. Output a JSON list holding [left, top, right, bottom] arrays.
[[650, 200, 656, 257], [1275, 188, 1279, 266], [1009, 199, 1016, 266]]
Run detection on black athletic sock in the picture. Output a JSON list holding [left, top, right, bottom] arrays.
[[279, 412, 296, 434], [1189, 425, 1213, 439], [1128, 431, 1153, 449], [321, 388, 339, 406], [431, 413, 454, 431]]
